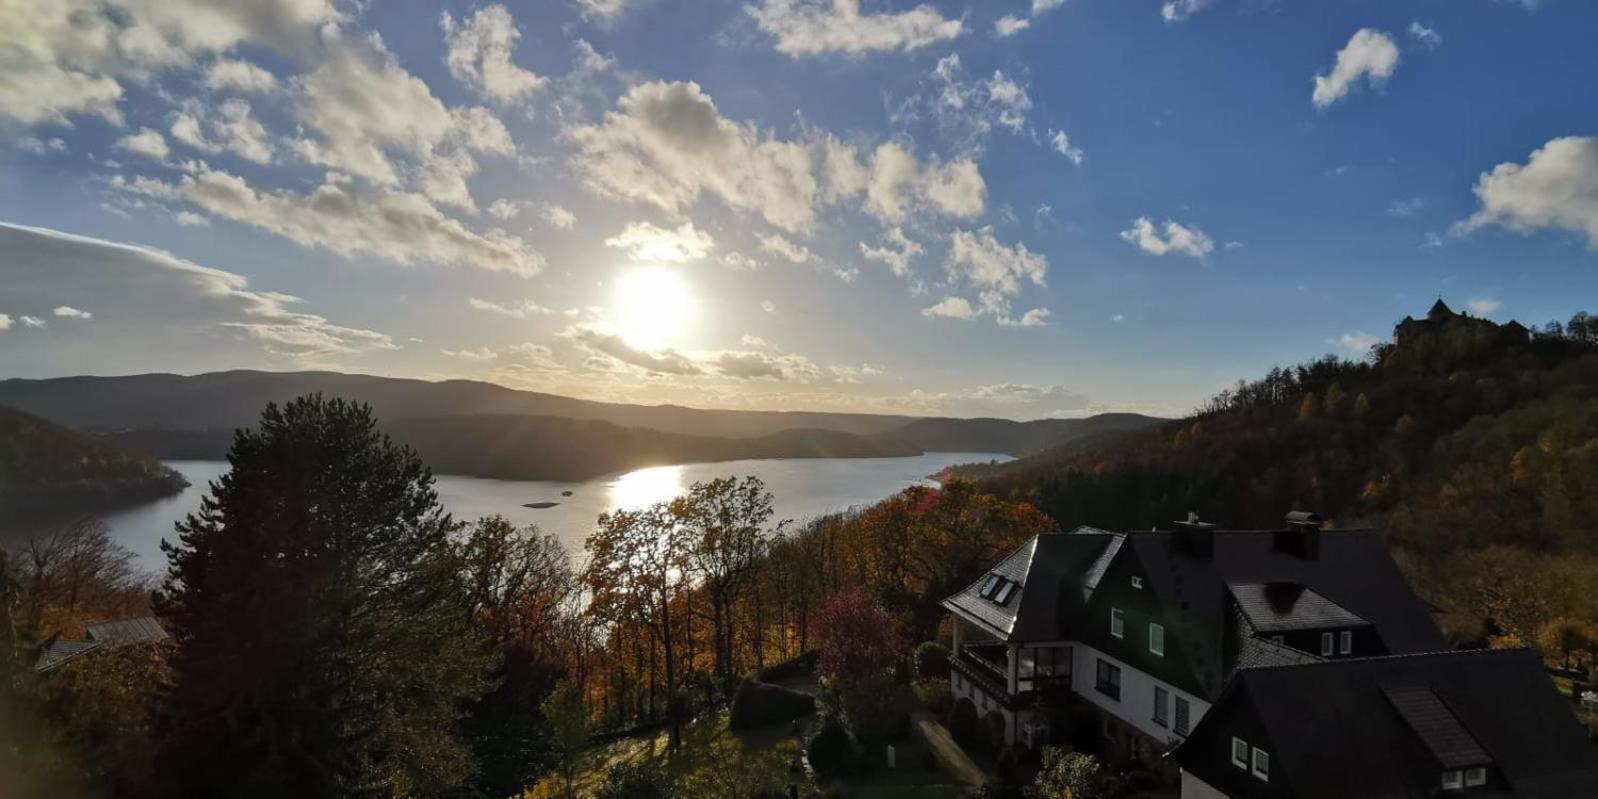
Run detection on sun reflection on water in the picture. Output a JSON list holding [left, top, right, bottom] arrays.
[[608, 464, 686, 512]]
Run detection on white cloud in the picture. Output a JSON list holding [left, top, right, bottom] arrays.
[[441, 5, 546, 102], [116, 164, 543, 275], [20, 316, 47, 329], [0, 221, 396, 362], [1049, 129, 1083, 165], [0, 314, 9, 331], [1408, 21, 1441, 49], [1223, 240, 1244, 250], [170, 99, 274, 164], [922, 55, 1034, 143], [1387, 197, 1426, 217], [760, 300, 777, 313], [1468, 298, 1502, 316], [541, 204, 577, 230], [1032, 0, 1065, 13], [1337, 331, 1379, 355], [175, 211, 211, 227], [1313, 29, 1400, 109], [1456, 137, 1598, 249], [746, 0, 963, 57], [1111, 313, 1125, 323], [757, 232, 813, 264], [859, 227, 923, 277], [1161, 0, 1211, 22], [0, 0, 338, 126], [572, 80, 983, 232], [561, 322, 703, 375], [441, 346, 498, 361], [994, 16, 1030, 37], [116, 128, 170, 161], [606, 220, 715, 262], [947, 226, 1047, 297], [487, 199, 522, 220], [16, 137, 66, 155], [998, 307, 1050, 328], [722, 251, 760, 271], [468, 297, 552, 318], [1120, 217, 1214, 258], [53, 305, 92, 319], [921, 297, 973, 320], [576, 0, 641, 24], [205, 58, 279, 93]]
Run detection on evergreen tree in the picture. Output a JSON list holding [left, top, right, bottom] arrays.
[[155, 396, 490, 797]]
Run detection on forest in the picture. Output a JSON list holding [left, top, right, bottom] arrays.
[[0, 405, 186, 528], [968, 309, 1598, 657]]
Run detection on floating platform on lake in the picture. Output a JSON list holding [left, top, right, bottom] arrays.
[[523, 502, 560, 509]]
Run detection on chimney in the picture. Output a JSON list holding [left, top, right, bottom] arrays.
[[1278, 511, 1323, 560], [1172, 512, 1216, 559]]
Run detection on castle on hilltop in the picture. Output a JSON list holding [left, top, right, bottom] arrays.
[[1393, 298, 1529, 346]]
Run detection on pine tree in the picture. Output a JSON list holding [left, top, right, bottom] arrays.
[[155, 396, 490, 797]]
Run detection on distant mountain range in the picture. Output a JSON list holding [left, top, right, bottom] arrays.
[[0, 370, 1165, 482]]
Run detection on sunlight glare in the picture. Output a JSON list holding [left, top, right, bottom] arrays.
[[609, 464, 685, 512], [614, 267, 695, 350]]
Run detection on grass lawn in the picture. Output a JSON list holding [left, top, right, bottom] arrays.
[[528, 680, 972, 798]]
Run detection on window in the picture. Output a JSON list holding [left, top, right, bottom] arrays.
[[1339, 630, 1353, 655], [1321, 631, 1334, 656], [1131, 575, 1144, 589], [979, 574, 1000, 597], [1111, 607, 1124, 638], [1231, 737, 1249, 769], [1252, 748, 1270, 781], [1174, 696, 1191, 736], [1095, 659, 1121, 701], [994, 580, 1018, 605], [1442, 770, 1463, 790], [1149, 622, 1165, 656], [1464, 768, 1486, 787], [1153, 685, 1169, 727]]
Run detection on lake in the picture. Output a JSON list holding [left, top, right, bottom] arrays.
[[101, 452, 1010, 572]]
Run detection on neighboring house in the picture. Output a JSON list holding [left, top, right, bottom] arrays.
[[1169, 649, 1598, 798], [941, 512, 1445, 761], [33, 616, 169, 672]]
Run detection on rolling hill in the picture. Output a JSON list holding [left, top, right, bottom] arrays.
[[0, 404, 187, 527]]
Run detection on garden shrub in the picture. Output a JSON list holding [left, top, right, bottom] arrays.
[[729, 680, 816, 730], [595, 762, 674, 799], [831, 670, 914, 743], [946, 697, 978, 748], [807, 718, 857, 778], [913, 641, 951, 679], [913, 677, 952, 715]]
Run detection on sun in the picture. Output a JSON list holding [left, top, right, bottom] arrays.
[[614, 267, 696, 350]]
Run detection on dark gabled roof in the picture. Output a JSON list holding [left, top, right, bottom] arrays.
[[1428, 298, 1455, 319], [1234, 633, 1324, 670], [1230, 582, 1371, 633], [1172, 649, 1598, 798], [941, 529, 1119, 642], [1126, 529, 1446, 696], [33, 616, 169, 673]]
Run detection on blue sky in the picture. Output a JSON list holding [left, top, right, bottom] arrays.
[[3, 0, 1596, 419]]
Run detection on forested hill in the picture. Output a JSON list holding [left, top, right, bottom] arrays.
[[969, 308, 1598, 645], [0, 404, 187, 526], [0, 370, 1164, 456], [107, 415, 922, 482]]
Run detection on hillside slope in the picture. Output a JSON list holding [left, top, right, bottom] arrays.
[[106, 415, 922, 482], [975, 306, 1598, 646], [0, 404, 187, 526]]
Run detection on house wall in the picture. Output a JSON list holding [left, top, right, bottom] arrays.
[[1071, 641, 1212, 750], [1181, 770, 1231, 799], [950, 665, 1042, 748]]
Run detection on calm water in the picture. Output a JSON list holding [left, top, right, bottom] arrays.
[[102, 453, 1010, 573]]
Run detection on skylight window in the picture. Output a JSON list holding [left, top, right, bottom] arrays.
[[994, 580, 1018, 605], [978, 574, 1001, 597]]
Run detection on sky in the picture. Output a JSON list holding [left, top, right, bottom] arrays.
[[3, 0, 1597, 421]]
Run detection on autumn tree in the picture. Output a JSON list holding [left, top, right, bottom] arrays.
[[543, 679, 589, 799], [682, 477, 780, 686], [813, 589, 901, 682], [156, 396, 490, 797]]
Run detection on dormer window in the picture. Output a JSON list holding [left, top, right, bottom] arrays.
[[993, 580, 1018, 605], [979, 574, 1001, 598], [1442, 770, 1463, 790], [1464, 767, 1486, 787]]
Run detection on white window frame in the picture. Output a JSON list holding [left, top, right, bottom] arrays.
[[1231, 737, 1248, 769], [1442, 770, 1463, 790], [1251, 748, 1269, 781], [1149, 622, 1165, 656], [1131, 575, 1144, 589], [1111, 607, 1124, 639], [1321, 631, 1334, 656], [1339, 630, 1353, 655], [1464, 767, 1486, 787]]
